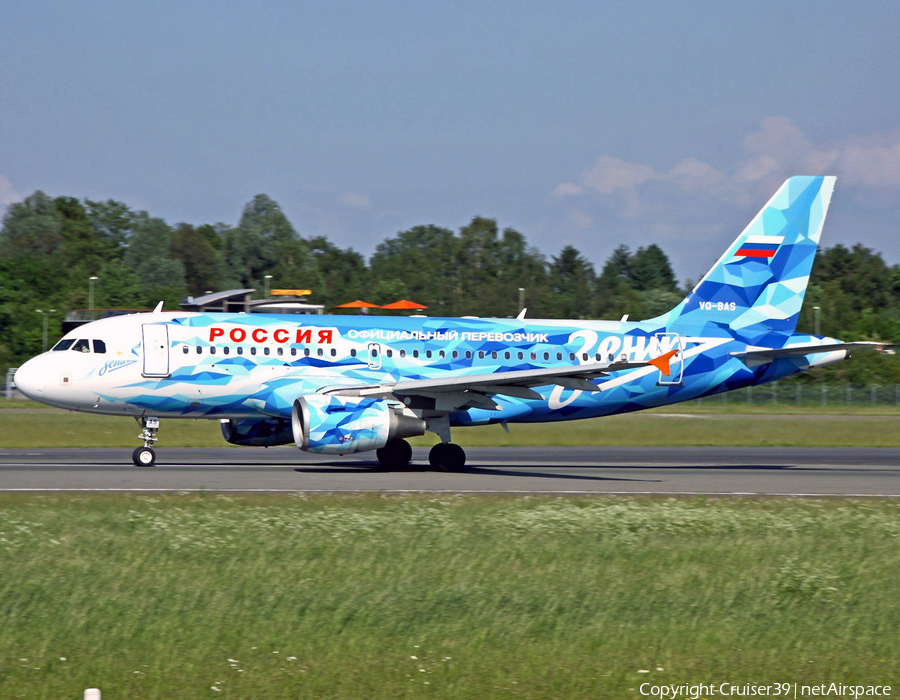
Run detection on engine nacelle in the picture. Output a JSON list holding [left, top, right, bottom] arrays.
[[220, 418, 294, 447], [292, 395, 426, 454]]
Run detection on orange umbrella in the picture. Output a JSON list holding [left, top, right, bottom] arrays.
[[381, 299, 428, 310], [334, 300, 382, 308]]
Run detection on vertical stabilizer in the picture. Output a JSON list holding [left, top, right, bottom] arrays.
[[663, 176, 835, 337]]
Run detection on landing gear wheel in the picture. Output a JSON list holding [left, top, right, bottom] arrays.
[[132, 446, 156, 467], [428, 442, 467, 471], [376, 439, 413, 469]]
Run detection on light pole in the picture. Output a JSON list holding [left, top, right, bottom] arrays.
[[88, 276, 99, 312], [36, 309, 56, 352], [813, 305, 821, 336], [264, 275, 273, 298], [518, 287, 525, 314]]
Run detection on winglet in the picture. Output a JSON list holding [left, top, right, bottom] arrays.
[[153, 301, 164, 313], [647, 348, 679, 376]]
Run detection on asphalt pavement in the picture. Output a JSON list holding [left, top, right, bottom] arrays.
[[1, 446, 898, 496]]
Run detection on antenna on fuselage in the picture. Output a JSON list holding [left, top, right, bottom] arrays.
[[152, 301, 164, 313], [516, 308, 527, 320]]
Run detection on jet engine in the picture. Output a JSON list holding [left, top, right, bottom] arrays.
[[292, 395, 425, 454], [220, 418, 294, 447]]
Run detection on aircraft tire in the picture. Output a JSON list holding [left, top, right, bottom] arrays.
[[428, 442, 467, 471], [132, 447, 156, 467], [376, 439, 412, 469]]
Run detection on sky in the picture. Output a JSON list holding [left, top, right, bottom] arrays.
[[2, 0, 899, 283]]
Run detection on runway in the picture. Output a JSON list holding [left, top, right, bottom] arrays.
[[1, 446, 899, 496]]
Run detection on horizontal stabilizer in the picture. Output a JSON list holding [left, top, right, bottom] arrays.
[[732, 341, 888, 368]]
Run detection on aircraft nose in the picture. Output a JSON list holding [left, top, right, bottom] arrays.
[[13, 357, 45, 401]]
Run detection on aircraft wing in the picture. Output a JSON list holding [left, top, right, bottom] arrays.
[[731, 341, 888, 368], [320, 349, 678, 410]]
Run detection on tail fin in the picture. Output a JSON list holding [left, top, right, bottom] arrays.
[[663, 176, 835, 336]]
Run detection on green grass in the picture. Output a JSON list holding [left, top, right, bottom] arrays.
[[2, 409, 900, 448], [1, 494, 897, 698]]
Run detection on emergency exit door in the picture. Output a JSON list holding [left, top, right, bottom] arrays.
[[654, 332, 683, 386], [142, 324, 170, 377]]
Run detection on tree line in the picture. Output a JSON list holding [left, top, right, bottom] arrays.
[[1, 190, 898, 383]]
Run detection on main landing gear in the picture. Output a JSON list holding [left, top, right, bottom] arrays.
[[133, 416, 160, 467], [428, 442, 467, 471], [376, 438, 413, 469], [374, 438, 468, 471]]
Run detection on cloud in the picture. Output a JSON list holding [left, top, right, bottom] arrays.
[[550, 117, 900, 279], [0, 175, 21, 205], [339, 192, 370, 209], [555, 117, 900, 214], [570, 210, 591, 229], [553, 182, 584, 197], [582, 156, 660, 195]]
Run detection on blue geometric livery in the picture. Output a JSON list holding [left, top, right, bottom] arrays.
[[14, 177, 883, 469]]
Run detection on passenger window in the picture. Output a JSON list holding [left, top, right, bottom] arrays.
[[399, 350, 406, 358], [557, 352, 563, 361], [196, 346, 202, 354], [182, 346, 189, 354], [452, 351, 459, 359], [210, 347, 217, 355], [264, 348, 270, 356], [582, 353, 589, 361], [491, 351, 497, 360], [465, 351, 472, 359], [304, 348, 310, 357], [413, 350, 419, 358], [530, 352, 537, 361], [93, 339, 107, 354], [277, 347, 283, 356], [237, 347, 243, 355], [543, 352, 549, 361], [426, 350, 432, 359], [72, 339, 91, 353], [223, 347, 230, 355], [291, 348, 297, 356], [250, 347, 257, 356], [517, 352, 524, 360], [504, 351, 510, 360], [477, 351, 484, 360], [569, 353, 576, 361], [330, 348, 336, 357], [386, 349, 393, 358], [317, 348, 323, 357], [350, 349, 357, 357], [439, 350, 445, 359], [52, 339, 76, 351]]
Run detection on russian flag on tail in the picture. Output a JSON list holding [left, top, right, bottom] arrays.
[[733, 235, 784, 260]]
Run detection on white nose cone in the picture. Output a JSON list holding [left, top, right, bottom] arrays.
[[13, 357, 45, 401]]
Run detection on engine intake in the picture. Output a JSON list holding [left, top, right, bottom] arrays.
[[292, 395, 425, 454]]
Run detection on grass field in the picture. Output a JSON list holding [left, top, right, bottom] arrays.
[[2, 405, 900, 448], [1, 494, 897, 698]]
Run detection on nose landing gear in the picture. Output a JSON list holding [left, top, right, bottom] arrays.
[[133, 416, 160, 467]]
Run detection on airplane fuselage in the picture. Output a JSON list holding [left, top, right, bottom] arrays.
[[18, 311, 842, 426]]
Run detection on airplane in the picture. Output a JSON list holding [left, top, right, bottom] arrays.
[[13, 176, 884, 469]]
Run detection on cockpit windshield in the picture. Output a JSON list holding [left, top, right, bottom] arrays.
[[51, 338, 106, 353]]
